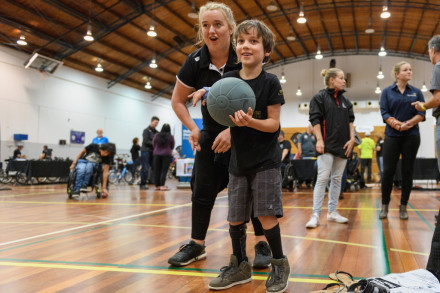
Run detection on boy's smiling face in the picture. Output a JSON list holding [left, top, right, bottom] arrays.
[[236, 27, 270, 67]]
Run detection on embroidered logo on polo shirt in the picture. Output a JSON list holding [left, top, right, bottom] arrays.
[[194, 56, 200, 62], [407, 93, 417, 97]]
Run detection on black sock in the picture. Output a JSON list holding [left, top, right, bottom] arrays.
[[263, 223, 284, 259], [250, 216, 264, 237], [229, 223, 247, 264]]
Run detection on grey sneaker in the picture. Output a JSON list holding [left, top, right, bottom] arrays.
[[209, 255, 252, 290], [266, 257, 290, 293], [253, 241, 272, 269], [168, 240, 206, 267]]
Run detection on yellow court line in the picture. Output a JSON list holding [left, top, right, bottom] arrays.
[[0, 261, 330, 284], [216, 204, 438, 212], [0, 191, 59, 198], [390, 248, 429, 256], [281, 234, 376, 248], [0, 200, 437, 212], [0, 221, 375, 249], [0, 200, 182, 207]]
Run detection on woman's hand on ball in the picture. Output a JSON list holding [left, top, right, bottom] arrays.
[[188, 89, 207, 107], [229, 107, 253, 127]]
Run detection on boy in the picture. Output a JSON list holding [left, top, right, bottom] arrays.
[[208, 20, 290, 293], [70, 142, 116, 199]]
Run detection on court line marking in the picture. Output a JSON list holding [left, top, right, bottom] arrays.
[[0, 200, 182, 207], [0, 221, 377, 249], [0, 257, 346, 279], [390, 248, 429, 256], [0, 191, 59, 198], [376, 199, 391, 275], [1, 200, 438, 212], [409, 202, 435, 232], [0, 261, 331, 284], [0, 202, 192, 247]]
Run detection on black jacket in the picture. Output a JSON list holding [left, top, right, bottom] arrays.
[[309, 88, 355, 158], [141, 126, 158, 152]]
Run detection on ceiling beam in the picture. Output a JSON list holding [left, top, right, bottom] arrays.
[[251, 0, 286, 61], [313, 0, 333, 54], [409, 1, 428, 55], [331, 0, 346, 52], [396, 0, 410, 51], [350, 1, 358, 53]]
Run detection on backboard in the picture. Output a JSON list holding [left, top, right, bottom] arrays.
[[24, 52, 63, 74]]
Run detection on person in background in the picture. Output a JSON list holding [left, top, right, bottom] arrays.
[[413, 35, 440, 171], [298, 124, 316, 159], [92, 128, 109, 145], [411, 34, 440, 277], [140, 116, 159, 190], [358, 132, 375, 188], [306, 67, 355, 229], [376, 136, 384, 182], [39, 145, 52, 160], [278, 130, 291, 173], [130, 137, 141, 184], [153, 123, 175, 191], [13, 145, 27, 159], [69, 142, 116, 199], [379, 61, 425, 220]]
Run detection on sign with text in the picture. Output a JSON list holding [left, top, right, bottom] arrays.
[[176, 158, 194, 177]]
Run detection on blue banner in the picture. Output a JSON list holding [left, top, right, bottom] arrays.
[[181, 119, 203, 159]]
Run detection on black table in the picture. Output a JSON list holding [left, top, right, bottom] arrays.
[[6, 160, 72, 184], [290, 159, 317, 182], [5, 160, 29, 173], [394, 158, 440, 182]]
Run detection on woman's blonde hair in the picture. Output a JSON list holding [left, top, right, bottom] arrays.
[[196, 2, 236, 45], [392, 61, 410, 82], [321, 68, 343, 87]]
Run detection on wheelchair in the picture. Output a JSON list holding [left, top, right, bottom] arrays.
[[67, 163, 103, 199]]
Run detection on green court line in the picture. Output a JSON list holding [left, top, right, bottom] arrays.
[[409, 202, 435, 232], [376, 199, 391, 275], [0, 257, 365, 280]]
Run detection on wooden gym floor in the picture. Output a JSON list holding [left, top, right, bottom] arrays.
[[0, 180, 436, 292]]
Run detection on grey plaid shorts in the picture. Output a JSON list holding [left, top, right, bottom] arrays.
[[227, 167, 283, 222]]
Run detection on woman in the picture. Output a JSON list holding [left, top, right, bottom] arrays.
[[306, 68, 355, 229], [379, 61, 425, 220], [168, 2, 271, 269], [152, 124, 175, 191], [376, 136, 384, 182], [129, 137, 140, 184]]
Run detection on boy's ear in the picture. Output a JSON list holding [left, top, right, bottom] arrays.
[[264, 51, 271, 57]]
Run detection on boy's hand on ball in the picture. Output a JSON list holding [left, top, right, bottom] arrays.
[[229, 107, 253, 127]]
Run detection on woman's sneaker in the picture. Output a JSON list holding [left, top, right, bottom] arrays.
[[253, 241, 272, 269], [327, 211, 348, 223], [266, 257, 290, 293], [168, 240, 206, 266], [305, 213, 320, 228], [208, 255, 252, 290]]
